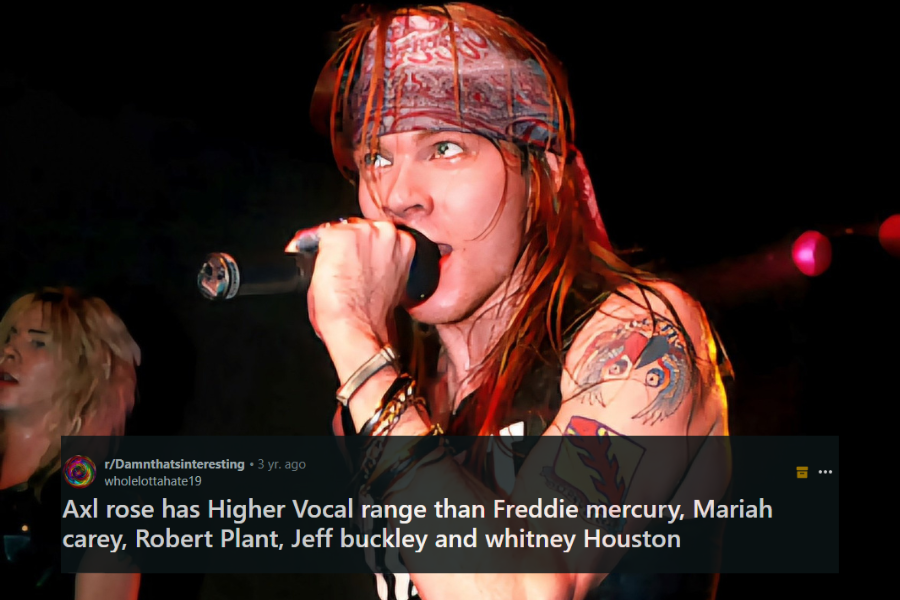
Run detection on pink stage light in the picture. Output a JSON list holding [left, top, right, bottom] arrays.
[[879, 215, 900, 258], [792, 231, 832, 276]]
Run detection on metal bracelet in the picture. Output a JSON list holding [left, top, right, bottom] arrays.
[[336, 345, 399, 406]]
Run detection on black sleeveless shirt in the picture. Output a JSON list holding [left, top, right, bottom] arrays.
[[341, 352, 729, 600], [342, 286, 731, 599]]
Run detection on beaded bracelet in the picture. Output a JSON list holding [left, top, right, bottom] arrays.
[[362, 429, 451, 501], [362, 422, 442, 487], [358, 374, 414, 436], [356, 375, 421, 488]]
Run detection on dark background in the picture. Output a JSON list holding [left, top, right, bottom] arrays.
[[1, 1, 866, 597]]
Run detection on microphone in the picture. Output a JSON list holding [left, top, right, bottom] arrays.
[[197, 224, 441, 303]]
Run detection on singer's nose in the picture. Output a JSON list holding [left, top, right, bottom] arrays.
[[383, 164, 433, 220]]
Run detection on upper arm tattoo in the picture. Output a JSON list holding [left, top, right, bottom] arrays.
[[573, 316, 690, 425], [542, 416, 646, 531]]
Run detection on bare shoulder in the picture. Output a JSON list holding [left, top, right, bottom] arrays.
[[568, 280, 711, 370], [556, 280, 718, 434], [583, 281, 707, 338]]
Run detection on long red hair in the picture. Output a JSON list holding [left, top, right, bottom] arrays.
[[315, 4, 699, 475]]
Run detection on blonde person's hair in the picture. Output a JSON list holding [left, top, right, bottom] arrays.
[[0, 287, 140, 489]]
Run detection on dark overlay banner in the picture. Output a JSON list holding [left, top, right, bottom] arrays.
[[57, 435, 838, 574]]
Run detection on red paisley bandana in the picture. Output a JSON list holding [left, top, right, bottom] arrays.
[[350, 14, 560, 151]]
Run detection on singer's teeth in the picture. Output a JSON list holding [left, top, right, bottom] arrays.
[[1, 373, 16, 382]]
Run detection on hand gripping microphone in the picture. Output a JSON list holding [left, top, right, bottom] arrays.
[[197, 223, 441, 303]]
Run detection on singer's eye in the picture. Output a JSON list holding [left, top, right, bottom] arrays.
[[364, 153, 391, 168], [433, 141, 463, 159]]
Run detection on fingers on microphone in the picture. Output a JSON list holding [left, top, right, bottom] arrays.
[[317, 219, 410, 259], [370, 220, 397, 241], [320, 218, 381, 240], [372, 221, 414, 257], [315, 221, 357, 250]]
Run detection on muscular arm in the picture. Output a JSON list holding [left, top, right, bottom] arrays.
[[331, 283, 722, 599]]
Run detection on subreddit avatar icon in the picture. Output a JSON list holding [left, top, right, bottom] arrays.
[[64, 455, 96, 489]]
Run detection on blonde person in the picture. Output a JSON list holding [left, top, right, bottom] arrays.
[[0, 287, 141, 599]]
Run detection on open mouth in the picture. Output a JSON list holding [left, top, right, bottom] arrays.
[[0, 372, 18, 384], [437, 244, 453, 257]]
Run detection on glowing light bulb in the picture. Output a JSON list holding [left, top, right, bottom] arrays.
[[879, 215, 900, 258], [792, 231, 831, 276]]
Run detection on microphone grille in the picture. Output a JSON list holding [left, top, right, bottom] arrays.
[[198, 253, 240, 300]]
